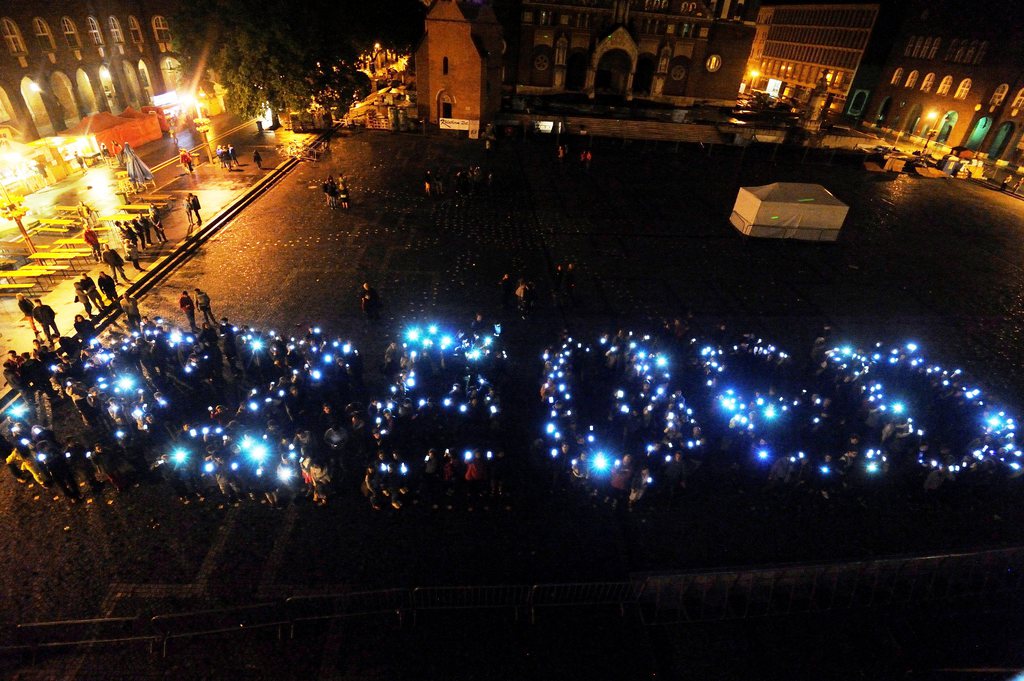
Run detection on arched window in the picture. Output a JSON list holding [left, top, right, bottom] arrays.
[[905, 70, 919, 88], [954, 78, 971, 100], [128, 16, 143, 45], [33, 17, 55, 51], [963, 39, 977, 64], [946, 38, 959, 61], [974, 40, 988, 64], [1, 17, 27, 54], [1013, 88, 1024, 110], [903, 35, 915, 57], [937, 75, 953, 96], [920, 72, 935, 93], [927, 37, 940, 59], [954, 41, 967, 62], [442, 56, 449, 75], [87, 17, 104, 46], [920, 37, 932, 58], [61, 17, 80, 48], [890, 67, 903, 85], [108, 17, 123, 44], [152, 16, 171, 44], [912, 36, 924, 58], [991, 83, 1009, 106]]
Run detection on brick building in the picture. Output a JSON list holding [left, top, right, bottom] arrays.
[[0, 0, 180, 141], [415, 0, 504, 126], [863, 0, 1024, 163], [514, 0, 756, 106], [744, 3, 878, 113]]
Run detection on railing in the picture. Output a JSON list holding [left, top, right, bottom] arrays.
[[4, 546, 1023, 660]]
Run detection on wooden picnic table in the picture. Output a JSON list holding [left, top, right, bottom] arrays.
[[114, 204, 153, 213], [38, 218, 79, 226], [54, 205, 83, 214], [33, 226, 75, 234], [136, 194, 172, 202], [27, 251, 90, 271], [98, 213, 138, 223]]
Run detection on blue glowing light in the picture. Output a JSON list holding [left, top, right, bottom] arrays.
[[592, 453, 610, 471]]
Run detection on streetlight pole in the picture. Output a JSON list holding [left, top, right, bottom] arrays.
[[0, 182, 37, 254]]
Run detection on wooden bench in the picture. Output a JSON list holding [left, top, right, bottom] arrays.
[[0, 282, 38, 290], [136, 194, 172, 202]]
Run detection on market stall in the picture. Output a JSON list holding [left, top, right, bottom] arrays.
[[729, 183, 848, 242]]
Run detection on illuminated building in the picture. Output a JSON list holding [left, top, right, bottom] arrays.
[[515, 0, 756, 105], [744, 3, 879, 113], [862, 0, 1024, 162], [0, 1, 181, 142]]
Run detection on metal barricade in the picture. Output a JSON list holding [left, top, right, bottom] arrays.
[[530, 581, 644, 623], [411, 585, 532, 624], [284, 589, 409, 637], [12, 616, 154, 662], [150, 602, 287, 657]]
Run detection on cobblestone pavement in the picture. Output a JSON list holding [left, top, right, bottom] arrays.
[[4, 130, 1024, 678]]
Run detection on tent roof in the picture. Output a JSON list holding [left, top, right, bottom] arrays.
[[61, 112, 132, 135], [741, 183, 846, 207], [118, 107, 149, 119]]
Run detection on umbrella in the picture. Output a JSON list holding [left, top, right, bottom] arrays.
[[121, 143, 154, 185]]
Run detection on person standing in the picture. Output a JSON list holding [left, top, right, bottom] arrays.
[[183, 196, 195, 231], [227, 144, 239, 168], [360, 282, 381, 321], [82, 224, 102, 262], [131, 218, 149, 249], [152, 218, 167, 243], [122, 295, 142, 331], [194, 288, 216, 326], [30, 296, 58, 339], [179, 290, 197, 332], [125, 240, 144, 272], [73, 278, 95, 317], [102, 245, 130, 283], [189, 193, 202, 228], [253, 149, 263, 170], [77, 274, 105, 313], [179, 148, 194, 174], [499, 273, 514, 309], [15, 294, 39, 336], [97, 271, 118, 305]]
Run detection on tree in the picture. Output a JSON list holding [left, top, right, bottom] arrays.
[[172, 0, 425, 119]]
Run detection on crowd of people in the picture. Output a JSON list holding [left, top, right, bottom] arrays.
[[1, 313, 509, 512], [423, 166, 493, 198], [540, 326, 1023, 510]]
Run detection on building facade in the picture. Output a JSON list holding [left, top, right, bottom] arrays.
[[744, 3, 878, 113], [0, 0, 180, 141], [515, 0, 755, 105], [863, 0, 1024, 163], [415, 0, 504, 126]]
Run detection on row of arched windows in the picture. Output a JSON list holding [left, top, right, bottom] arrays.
[[1, 15, 170, 56], [889, 67, 985, 101], [903, 35, 941, 60]]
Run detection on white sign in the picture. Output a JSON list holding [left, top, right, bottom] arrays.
[[766, 78, 782, 98], [439, 118, 472, 130], [468, 120, 480, 139]]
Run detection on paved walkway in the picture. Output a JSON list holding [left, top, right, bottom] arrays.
[[0, 114, 317, 359]]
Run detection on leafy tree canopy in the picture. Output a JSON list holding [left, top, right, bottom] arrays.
[[172, 0, 426, 117]]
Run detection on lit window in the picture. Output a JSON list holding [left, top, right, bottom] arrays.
[[990, 83, 1009, 106], [33, 17, 55, 51], [152, 16, 170, 44], [128, 16, 143, 45], [87, 17, 104, 46], [904, 70, 918, 88], [1013, 88, 1024, 110], [2, 17, 27, 54], [61, 17, 80, 48], [920, 72, 935, 92], [890, 67, 903, 86], [936, 75, 953, 96], [108, 16, 123, 44], [705, 54, 721, 73], [953, 78, 971, 100]]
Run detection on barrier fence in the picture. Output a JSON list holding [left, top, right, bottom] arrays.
[[4, 546, 1023, 659]]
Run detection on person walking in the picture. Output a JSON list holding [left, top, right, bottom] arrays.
[[102, 245, 130, 283], [253, 149, 263, 170], [125, 240, 144, 272], [227, 144, 239, 168], [15, 294, 39, 336], [96, 271, 118, 305], [122, 295, 142, 331], [179, 290, 198, 332], [77, 274, 105, 313], [179, 148, 194, 174], [82, 224, 102, 262], [194, 288, 216, 326], [360, 282, 381, 321], [30, 299, 59, 341]]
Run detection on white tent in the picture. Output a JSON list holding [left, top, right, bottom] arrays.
[[729, 182, 849, 242]]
